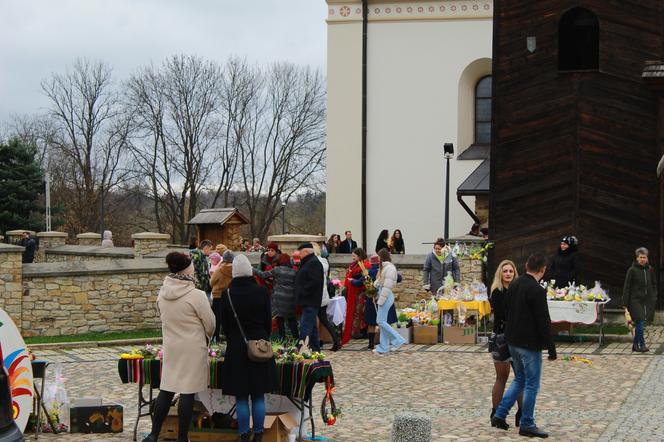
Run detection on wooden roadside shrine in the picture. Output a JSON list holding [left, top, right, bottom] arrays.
[[187, 208, 249, 251]]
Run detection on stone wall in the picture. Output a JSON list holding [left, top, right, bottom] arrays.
[[0, 245, 24, 330], [77, 232, 102, 246], [44, 246, 134, 263], [132, 232, 170, 258], [327, 254, 484, 309], [5, 249, 483, 337], [22, 259, 168, 337], [35, 231, 68, 263]]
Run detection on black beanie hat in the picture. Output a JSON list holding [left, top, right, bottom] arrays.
[[297, 242, 314, 250], [166, 252, 192, 273]]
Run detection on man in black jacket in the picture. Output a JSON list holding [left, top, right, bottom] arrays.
[[294, 243, 324, 351], [337, 231, 358, 254], [491, 252, 556, 438]]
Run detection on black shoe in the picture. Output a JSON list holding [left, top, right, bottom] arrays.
[[519, 426, 549, 438], [142, 435, 158, 442], [490, 408, 495, 420], [491, 416, 509, 430], [515, 408, 522, 427], [252, 431, 263, 442], [367, 333, 375, 350], [331, 343, 341, 352], [632, 343, 639, 352], [237, 433, 251, 442], [641, 346, 650, 352]]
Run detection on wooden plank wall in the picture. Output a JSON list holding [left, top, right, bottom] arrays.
[[490, 0, 664, 305]]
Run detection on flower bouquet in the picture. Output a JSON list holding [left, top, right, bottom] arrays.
[[120, 343, 161, 360]]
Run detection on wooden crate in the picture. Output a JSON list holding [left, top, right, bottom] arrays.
[[413, 325, 438, 344]]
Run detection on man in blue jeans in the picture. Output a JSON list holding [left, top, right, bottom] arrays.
[[294, 243, 324, 351], [491, 252, 557, 438]]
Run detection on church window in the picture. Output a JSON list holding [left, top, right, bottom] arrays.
[[559, 7, 599, 71], [475, 75, 492, 145]]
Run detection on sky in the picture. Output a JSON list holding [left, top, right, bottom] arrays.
[[0, 0, 328, 123]]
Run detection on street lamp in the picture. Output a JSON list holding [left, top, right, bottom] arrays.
[[281, 200, 287, 234], [443, 143, 454, 241]]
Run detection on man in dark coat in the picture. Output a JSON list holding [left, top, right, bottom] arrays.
[[294, 243, 324, 351], [491, 252, 556, 438], [18, 231, 36, 263], [623, 247, 657, 352], [337, 231, 358, 254]]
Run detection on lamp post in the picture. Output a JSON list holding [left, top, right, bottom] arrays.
[[443, 143, 454, 241], [281, 200, 287, 234]]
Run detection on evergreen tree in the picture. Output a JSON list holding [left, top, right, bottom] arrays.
[[0, 138, 44, 234]]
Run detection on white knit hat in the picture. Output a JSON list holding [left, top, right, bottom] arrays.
[[232, 254, 253, 278]]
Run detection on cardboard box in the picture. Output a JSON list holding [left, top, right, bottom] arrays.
[[413, 325, 438, 344], [443, 326, 476, 344], [188, 428, 238, 442], [318, 319, 333, 344], [396, 326, 412, 344], [160, 407, 178, 440], [262, 412, 298, 442], [69, 403, 123, 433]]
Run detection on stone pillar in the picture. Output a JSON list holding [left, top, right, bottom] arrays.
[[77, 232, 102, 246], [266, 234, 327, 255], [35, 231, 68, 263], [0, 244, 24, 330], [132, 232, 170, 258], [5, 229, 36, 245]]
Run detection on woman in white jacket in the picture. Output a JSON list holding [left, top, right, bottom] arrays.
[[373, 248, 407, 354]]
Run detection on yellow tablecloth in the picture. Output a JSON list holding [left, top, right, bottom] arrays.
[[437, 300, 492, 319]]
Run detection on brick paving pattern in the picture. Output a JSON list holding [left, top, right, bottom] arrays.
[[24, 328, 664, 441]]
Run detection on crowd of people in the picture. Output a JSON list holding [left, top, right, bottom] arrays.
[[134, 228, 656, 441]]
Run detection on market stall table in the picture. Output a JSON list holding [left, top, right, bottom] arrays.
[[548, 300, 610, 345], [118, 358, 334, 441], [437, 299, 492, 336], [326, 296, 347, 326]]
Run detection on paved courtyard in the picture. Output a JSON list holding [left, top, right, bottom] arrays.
[[24, 329, 664, 441]]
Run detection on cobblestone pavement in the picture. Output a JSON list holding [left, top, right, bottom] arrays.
[[24, 330, 664, 442]]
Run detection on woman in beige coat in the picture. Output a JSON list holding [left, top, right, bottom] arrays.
[[142, 252, 216, 442]]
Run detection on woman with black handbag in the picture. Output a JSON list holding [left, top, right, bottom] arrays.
[[221, 254, 277, 442], [489, 259, 522, 428]]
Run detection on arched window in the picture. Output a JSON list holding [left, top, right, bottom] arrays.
[[559, 7, 599, 71], [475, 75, 492, 145]]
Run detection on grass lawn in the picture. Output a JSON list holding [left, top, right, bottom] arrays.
[[24, 328, 162, 345]]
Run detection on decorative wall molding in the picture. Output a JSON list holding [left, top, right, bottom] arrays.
[[327, 1, 493, 23]]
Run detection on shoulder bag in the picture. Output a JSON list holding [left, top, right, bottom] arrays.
[[227, 289, 274, 362]]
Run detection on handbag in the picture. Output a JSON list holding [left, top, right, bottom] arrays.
[[227, 289, 274, 362], [489, 333, 510, 361]]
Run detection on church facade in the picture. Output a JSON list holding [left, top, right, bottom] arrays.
[[325, 0, 494, 253]]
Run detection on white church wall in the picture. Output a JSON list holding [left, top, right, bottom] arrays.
[[325, 19, 364, 243], [365, 19, 492, 253]]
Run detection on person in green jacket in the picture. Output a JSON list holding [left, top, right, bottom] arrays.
[[623, 247, 657, 353]]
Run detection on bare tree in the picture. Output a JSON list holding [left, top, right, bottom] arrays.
[[237, 63, 326, 239], [125, 55, 223, 242], [210, 57, 253, 208], [41, 59, 129, 232]]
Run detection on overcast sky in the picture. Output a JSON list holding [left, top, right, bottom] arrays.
[[0, 0, 328, 123]]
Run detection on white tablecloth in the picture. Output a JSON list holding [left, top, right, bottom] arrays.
[[548, 300, 607, 324], [326, 296, 347, 326]]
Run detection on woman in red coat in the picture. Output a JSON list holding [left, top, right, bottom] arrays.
[[341, 247, 371, 346]]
